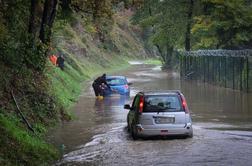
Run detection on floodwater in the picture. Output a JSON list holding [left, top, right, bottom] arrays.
[[48, 62, 252, 166]]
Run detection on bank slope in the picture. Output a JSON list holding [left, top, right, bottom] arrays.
[[0, 9, 150, 165]]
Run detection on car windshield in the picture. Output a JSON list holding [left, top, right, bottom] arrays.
[[144, 95, 182, 112], [107, 78, 127, 86]]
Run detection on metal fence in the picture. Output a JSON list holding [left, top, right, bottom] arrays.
[[180, 50, 252, 92]]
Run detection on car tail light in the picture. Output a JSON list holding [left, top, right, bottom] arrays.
[[139, 96, 144, 113], [124, 84, 129, 89], [180, 93, 189, 114]]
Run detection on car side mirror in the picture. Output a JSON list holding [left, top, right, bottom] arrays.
[[124, 104, 131, 110], [128, 82, 133, 86]]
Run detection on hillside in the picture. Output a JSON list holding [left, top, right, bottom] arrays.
[[49, 9, 149, 110], [0, 8, 150, 165]]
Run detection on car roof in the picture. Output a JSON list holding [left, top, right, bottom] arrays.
[[138, 90, 182, 96], [106, 76, 126, 79]]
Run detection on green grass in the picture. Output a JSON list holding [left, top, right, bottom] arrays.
[[0, 113, 59, 166], [47, 64, 84, 109]]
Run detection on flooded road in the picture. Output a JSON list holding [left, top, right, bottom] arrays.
[[48, 62, 252, 166]]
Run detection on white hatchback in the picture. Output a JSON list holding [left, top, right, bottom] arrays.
[[124, 91, 193, 139]]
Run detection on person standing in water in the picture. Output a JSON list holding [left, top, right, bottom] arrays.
[[92, 74, 111, 98]]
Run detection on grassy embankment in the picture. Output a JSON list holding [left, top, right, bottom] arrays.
[[49, 10, 150, 111], [0, 10, 150, 165]]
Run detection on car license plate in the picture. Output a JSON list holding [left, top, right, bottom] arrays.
[[155, 117, 174, 124]]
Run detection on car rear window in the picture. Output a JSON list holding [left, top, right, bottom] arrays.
[[106, 78, 127, 86], [144, 95, 182, 112]]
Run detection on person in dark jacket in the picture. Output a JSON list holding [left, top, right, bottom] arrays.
[[92, 74, 110, 97], [56, 54, 65, 70]]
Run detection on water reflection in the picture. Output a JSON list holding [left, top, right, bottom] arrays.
[[181, 80, 252, 127], [94, 95, 130, 112]]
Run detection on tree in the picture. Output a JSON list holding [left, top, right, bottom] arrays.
[[133, 0, 188, 68], [185, 0, 194, 51], [39, 0, 58, 44], [28, 0, 38, 36], [192, 0, 252, 49]]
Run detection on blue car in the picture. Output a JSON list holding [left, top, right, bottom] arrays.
[[104, 76, 131, 96]]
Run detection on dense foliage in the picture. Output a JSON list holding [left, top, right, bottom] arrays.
[[0, 0, 140, 71], [193, 0, 252, 49], [0, 0, 141, 165], [133, 0, 252, 67]]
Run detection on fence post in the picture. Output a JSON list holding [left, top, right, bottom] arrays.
[[246, 57, 249, 92], [180, 55, 183, 77], [232, 57, 235, 89], [239, 57, 243, 91], [213, 56, 216, 84], [218, 56, 221, 84], [203, 56, 206, 82], [207, 56, 210, 82]]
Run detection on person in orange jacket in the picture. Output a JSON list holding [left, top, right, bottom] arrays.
[[49, 54, 57, 65]]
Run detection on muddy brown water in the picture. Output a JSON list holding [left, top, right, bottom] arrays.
[[48, 62, 252, 166]]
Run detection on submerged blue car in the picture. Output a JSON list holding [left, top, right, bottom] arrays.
[[104, 76, 131, 96]]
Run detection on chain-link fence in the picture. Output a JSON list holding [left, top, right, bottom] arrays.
[[180, 50, 252, 92]]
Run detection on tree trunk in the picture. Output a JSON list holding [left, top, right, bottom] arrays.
[[60, 0, 71, 11], [28, 0, 37, 35], [39, 0, 50, 43], [148, 6, 152, 16], [155, 44, 166, 63], [165, 44, 173, 68], [93, 0, 100, 20], [0, 0, 5, 12], [39, 0, 58, 44], [185, 0, 194, 51], [48, 0, 58, 28]]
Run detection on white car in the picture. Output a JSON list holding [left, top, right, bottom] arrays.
[[124, 91, 193, 139]]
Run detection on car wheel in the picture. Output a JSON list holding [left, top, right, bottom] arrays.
[[127, 119, 130, 132], [188, 131, 193, 138], [131, 125, 138, 140]]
